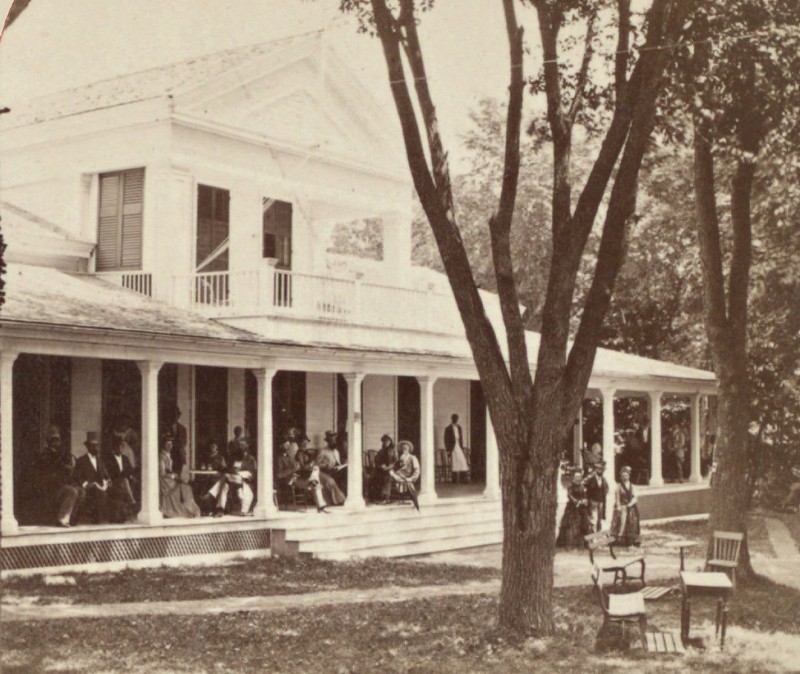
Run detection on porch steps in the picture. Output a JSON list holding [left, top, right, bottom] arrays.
[[271, 497, 503, 560]]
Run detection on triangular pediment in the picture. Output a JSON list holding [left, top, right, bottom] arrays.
[[173, 40, 402, 170]]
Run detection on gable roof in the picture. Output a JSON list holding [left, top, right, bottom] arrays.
[[5, 31, 320, 129]]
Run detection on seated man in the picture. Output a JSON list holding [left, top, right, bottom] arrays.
[[105, 434, 138, 523], [373, 434, 398, 504], [73, 431, 111, 524], [389, 440, 420, 511], [208, 445, 256, 516], [276, 441, 329, 512], [35, 425, 80, 527]]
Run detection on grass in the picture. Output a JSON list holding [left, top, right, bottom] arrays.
[[1, 556, 500, 605], [3, 579, 799, 673]]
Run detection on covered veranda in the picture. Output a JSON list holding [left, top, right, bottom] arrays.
[[0, 264, 717, 571]]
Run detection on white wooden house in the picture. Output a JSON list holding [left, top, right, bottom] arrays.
[[0, 32, 716, 574]]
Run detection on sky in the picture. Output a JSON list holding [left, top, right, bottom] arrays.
[[0, 0, 541, 167]]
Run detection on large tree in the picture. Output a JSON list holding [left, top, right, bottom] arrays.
[[344, 0, 693, 634], [676, 0, 800, 577]]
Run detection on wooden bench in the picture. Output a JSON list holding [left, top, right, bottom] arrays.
[[586, 531, 646, 587]]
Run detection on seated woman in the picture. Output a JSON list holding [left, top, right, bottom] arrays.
[[557, 468, 590, 548], [298, 435, 344, 507], [317, 433, 347, 493], [372, 434, 398, 504], [610, 465, 640, 546], [159, 435, 200, 519], [276, 441, 329, 512], [389, 440, 420, 511]]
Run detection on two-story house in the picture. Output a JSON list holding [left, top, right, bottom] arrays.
[[0, 32, 717, 573]]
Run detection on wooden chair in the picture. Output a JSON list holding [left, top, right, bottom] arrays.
[[276, 482, 309, 510], [706, 531, 744, 587], [435, 448, 451, 483], [585, 531, 646, 587], [592, 565, 648, 653]]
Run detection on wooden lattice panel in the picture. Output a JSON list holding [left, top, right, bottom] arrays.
[[1, 528, 270, 571]]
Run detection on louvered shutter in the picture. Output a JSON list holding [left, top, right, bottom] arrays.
[[96, 173, 121, 271], [120, 169, 144, 269], [96, 168, 144, 271]]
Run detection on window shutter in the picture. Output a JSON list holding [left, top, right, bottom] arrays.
[[97, 174, 121, 271], [96, 168, 144, 271], [120, 169, 144, 269]]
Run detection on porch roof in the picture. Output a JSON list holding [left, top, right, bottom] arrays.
[[0, 263, 263, 344], [0, 263, 715, 387]]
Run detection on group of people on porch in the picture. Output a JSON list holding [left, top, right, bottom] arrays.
[[30, 408, 475, 526]]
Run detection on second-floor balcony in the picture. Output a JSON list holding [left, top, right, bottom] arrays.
[[96, 262, 468, 338]]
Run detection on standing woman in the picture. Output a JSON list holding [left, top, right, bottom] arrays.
[[557, 468, 591, 547], [610, 465, 640, 546]]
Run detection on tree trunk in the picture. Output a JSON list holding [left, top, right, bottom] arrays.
[[707, 347, 755, 580], [497, 417, 560, 634]]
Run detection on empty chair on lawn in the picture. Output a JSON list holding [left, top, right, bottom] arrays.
[[706, 530, 744, 588], [592, 565, 649, 653], [585, 531, 646, 587]]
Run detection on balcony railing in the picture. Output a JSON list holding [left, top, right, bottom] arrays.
[[99, 265, 466, 336], [95, 271, 153, 297]]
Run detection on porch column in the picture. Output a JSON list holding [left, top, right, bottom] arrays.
[[1, 350, 19, 535], [417, 375, 437, 504], [648, 391, 664, 486], [689, 393, 703, 483], [253, 368, 278, 518], [344, 373, 366, 510], [137, 360, 164, 525], [484, 409, 501, 499], [600, 388, 616, 521], [576, 403, 584, 466]]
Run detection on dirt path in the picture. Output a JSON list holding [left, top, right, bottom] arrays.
[[1, 580, 502, 622], [755, 516, 800, 591]]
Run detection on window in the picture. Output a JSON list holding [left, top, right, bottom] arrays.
[[96, 168, 144, 271], [262, 198, 292, 269], [196, 185, 230, 272]]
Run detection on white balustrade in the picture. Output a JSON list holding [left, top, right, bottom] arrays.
[[95, 271, 153, 297], [164, 266, 467, 335]]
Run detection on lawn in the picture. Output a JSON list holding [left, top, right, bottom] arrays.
[[3, 579, 799, 673], [1, 556, 500, 605]]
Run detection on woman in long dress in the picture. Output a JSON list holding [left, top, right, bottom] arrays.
[[557, 469, 591, 547], [159, 436, 201, 519], [610, 465, 640, 546]]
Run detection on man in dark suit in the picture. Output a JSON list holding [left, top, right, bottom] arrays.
[[166, 405, 189, 473], [73, 431, 110, 524], [35, 425, 80, 527], [583, 461, 609, 532], [105, 434, 138, 522]]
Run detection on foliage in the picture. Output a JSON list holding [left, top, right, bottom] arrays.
[[327, 217, 384, 260]]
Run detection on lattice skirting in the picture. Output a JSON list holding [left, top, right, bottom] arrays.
[[1, 528, 271, 571]]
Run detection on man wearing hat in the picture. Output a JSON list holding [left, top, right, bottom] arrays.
[[35, 425, 80, 527], [73, 431, 111, 524], [583, 460, 609, 532]]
